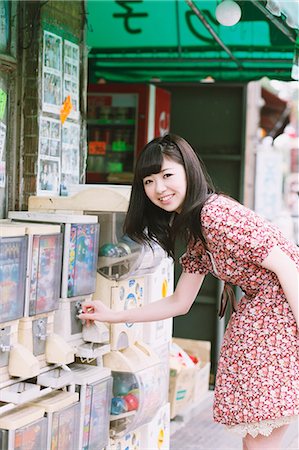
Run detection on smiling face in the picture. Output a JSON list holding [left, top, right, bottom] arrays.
[[143, 156, 187, 213]]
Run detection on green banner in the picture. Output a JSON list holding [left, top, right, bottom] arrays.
[[87, 0, 272, 49]]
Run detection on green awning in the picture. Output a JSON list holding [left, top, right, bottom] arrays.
[[87, 0, 298, 83]]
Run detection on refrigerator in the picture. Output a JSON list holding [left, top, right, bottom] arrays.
[[86, 83, 171, 184]]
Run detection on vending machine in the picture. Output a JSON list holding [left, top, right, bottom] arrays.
[[86, 83, 171, 184], [0, 224, 40, 381], [0, 404, 48, 450], [29, 390, 80, 450], [27, 185, 173, 444], [69, 363, 113, 450], [8, 211, 106, 361]]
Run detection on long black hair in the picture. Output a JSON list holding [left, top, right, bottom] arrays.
[[123, 134, 216, 257]]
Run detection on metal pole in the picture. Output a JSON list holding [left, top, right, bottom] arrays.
[[184, 0, 243, 69]]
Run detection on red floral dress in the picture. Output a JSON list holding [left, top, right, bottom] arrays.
[[180, 195, 299, 437]]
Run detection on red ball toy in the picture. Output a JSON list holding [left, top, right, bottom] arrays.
[[124, 393, 139, 411]]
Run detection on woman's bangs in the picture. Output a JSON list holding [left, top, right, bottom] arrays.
[[137, 144, 164, 180]]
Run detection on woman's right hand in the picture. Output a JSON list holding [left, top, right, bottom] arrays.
[[78, 301, 115, 325]]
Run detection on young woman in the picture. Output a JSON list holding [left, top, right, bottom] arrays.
[[79, 134, 299, 450]]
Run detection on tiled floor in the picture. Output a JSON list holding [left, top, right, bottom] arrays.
[[170, 392, 299, 450]]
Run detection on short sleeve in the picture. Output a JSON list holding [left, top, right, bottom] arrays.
[[179, 240, 210, 275], [202, 197, 280, 265]]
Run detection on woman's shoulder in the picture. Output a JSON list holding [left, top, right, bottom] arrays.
[[202, 194, 242, 215], [201, 194, 258, 228]]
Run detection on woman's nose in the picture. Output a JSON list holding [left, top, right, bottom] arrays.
[[155, 178, 166, 193]]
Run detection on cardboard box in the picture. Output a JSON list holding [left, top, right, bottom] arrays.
[[169, 338, 211, 418]]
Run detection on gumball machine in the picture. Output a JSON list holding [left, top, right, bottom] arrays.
[[104, 341, 168, 439]]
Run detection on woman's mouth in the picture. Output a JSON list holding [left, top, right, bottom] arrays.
[[159, 194, 174, 204]]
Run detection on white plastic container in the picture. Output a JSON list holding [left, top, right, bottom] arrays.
[[30, 390, 80, 450], [70, 363, 113, 450], [0, 404, 47, 450]]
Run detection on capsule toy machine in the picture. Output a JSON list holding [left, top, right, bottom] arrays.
[[27, 185, 165, 351], [29, 390, 80, 450], [95, 217, 165, 351], [67, 363, 113, 450], [0, 224, 41, 384], [0, 404, 47, 450], [8, 211, 108, 363], [2, 219, 74, 378], [103, 341, 168, 443], [2, 220, 75, 376], [27, 186, 172, 446]]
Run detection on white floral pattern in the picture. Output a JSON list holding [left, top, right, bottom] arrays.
[[180, 195, 299, 427]]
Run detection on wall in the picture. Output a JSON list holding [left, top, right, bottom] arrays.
[[15, 0, 86, 211], [0, 1, 18, 217]]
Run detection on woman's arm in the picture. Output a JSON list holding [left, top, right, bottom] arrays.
[[261, 245, 299, 328], [78, 272, 205, 324]]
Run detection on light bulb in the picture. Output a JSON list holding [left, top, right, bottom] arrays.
[[215, 0, 242, 26]]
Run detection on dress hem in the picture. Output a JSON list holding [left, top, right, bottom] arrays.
[[225, 415, 298, 438]]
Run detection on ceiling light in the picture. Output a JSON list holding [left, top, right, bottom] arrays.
[[215, 0, 242, 26]]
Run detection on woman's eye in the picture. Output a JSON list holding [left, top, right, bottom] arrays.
[[144, 179, 152, 185], [164, 173, 173, 178]]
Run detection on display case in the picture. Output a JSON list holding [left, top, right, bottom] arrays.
[[25, 225, 62, 316], [8, 212, 100, 299], [0, 225, 40, 382], [3, 221, 63, 317], [30, 390, 80, 450], [87, 91, 137, 184], [86, 84, 170, 184], [104, 342, 167, 439], [70, 363, 113, 450], [0, 405, 47, 450], [0, 226, 27, 324]]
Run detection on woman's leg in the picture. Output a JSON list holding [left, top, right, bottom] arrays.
[[242, 425, 289, 450], [242, 442, 248, 450]]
